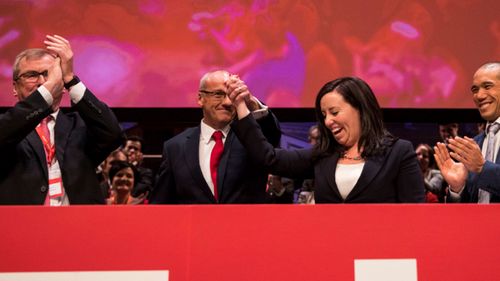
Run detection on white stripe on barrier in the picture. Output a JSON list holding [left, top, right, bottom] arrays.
[[0, 270, 169, 281], [355, 259, 417, 281]]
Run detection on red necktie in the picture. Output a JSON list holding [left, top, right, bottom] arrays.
[[210, 131, 224, 201]]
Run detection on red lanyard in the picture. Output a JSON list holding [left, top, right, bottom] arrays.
[[35, 124, 55, 165]]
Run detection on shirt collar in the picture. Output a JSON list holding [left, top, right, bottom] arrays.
[[200, 120, 230, 145], [49, 110, 59, 121], [486, 117, 500, 132]]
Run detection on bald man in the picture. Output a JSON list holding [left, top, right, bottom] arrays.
[[435, 62, 500, 203], [151, 70, 281, 204]]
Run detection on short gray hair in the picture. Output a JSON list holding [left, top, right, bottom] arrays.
[[12, 48, 52, 81], [477, 61, 500, 80], [199, 70, 230, 91]]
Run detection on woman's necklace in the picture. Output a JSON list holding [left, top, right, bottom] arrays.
[[340, 152, 363, 161]]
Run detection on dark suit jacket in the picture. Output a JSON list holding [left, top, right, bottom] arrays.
[[458, 132, 500, 202], [132, 166, 154, 197], [0, 88, 123, 205], [150, 113, 281, 204], [232, 115, 425, 203]]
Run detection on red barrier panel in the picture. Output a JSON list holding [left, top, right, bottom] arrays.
[[1, 204, 499, 280]]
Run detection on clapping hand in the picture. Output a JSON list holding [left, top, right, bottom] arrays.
[[44, 35, 74, 83], [447, 136, 486, 173], [434, 142, 468, 193]]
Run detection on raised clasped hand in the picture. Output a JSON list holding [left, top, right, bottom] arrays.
[[44, 57, 64, 111], [226, 75, 251, 104], [44, 34, 74, 83], [226, 74, 253, 118]]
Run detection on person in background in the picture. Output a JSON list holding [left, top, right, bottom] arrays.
[[267, 124, 321, 204], [0, 35, 122, 205], [416, 143, 444, 203], [294, 124, 321, 204], [150, 70, 281, 204], [476, 122, 486, 135], [229, 76, 425, 203], [107, 161, 147, 205], [97, 149, 128, 199], [438, 123, 459, 145], [123, 135, 153, 198], [435, 62, 500, 203], [266, 174, 295, 203], [307, 124, 320, 146], [124, 135, 144, 166]]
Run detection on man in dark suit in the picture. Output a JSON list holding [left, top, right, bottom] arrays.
[[0, 35, 123, 205], [150, 70, 280, 204], [435, 62, 500, 203]]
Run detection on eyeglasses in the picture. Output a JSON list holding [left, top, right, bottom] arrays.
[[199, 89, 228, 101], [15, 70, 49, 83]]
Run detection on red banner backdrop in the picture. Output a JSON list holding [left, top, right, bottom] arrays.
[[1, 1, 499, 108]]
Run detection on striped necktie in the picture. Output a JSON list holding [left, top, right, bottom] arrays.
[[478, 122, 500, 203]]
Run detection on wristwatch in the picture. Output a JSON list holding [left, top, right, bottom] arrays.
[[64, 75, 80, 90]]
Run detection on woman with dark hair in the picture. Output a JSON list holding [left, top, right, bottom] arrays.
[[97, 149, 128, 199], [107, 161, 147, 205], [416, 143, 445, 203], [228, 76, 424, 203]]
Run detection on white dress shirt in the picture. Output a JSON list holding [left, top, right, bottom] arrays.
[[199, 121, 230, 196], [335, 162, 365, 200], [36, 81, 86, 206], [198, 100, 269, 196]]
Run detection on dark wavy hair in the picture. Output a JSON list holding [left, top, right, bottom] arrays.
[[313, 77, 395, 159], [108, 161, 139, 185]]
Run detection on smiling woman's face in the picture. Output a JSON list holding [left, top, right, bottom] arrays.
[[416, 145, 430, 171], [320, 90, 361, 149], [112, 167, 134, 193]]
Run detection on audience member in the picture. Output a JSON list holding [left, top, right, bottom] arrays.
[[294, 124, 321, 204], [438, 122, 459, 144], [296, 179, 315, 204], [307, 124, 320, 146], [107, 161, 147, 205], [150, 70, 281, 204], [267, 124, 321, 204], [124, 135, 144, 166], [0, 35, 123, 205], [123, 135, 153, 198], [229, 76, 425, 203], [266, 174, 295, 203], [416, 143, 444, 203], [97, 149, 128, 199], [477, 122, 487, 135], [435, 62, 500, 203]]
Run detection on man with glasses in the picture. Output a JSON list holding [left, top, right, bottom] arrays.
[[151, 70, 281, 204], [0, 35, 123, 205]]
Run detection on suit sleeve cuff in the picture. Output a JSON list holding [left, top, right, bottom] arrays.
[[251, 98, 269, 120], [69, 82, 86, 104], [448, 185, 464, 201], [37, 85, 53, 106]]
